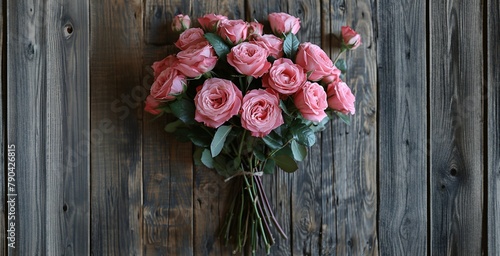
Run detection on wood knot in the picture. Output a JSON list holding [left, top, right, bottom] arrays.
[[63, 23, 74, 39]]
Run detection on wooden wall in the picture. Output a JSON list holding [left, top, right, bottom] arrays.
[[1, 0, 498, 255]]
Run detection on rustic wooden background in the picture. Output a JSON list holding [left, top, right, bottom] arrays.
[[1, 0, 498, 255]]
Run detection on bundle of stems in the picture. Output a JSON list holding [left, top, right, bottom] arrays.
[[220, 171, 287, 255]]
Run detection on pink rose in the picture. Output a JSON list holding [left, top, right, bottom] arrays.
[[248, 21, 264, 37], [151, 54, 178, 78], [171, 14, 191, 32], [327, 81, 355, 115], [150, 67, 186, 101], [268, 12, 300, 35], [241, 89, 284, 137], [263, 58, 306, 95], [250, 34, 283, 59], [194, 78, 242, 128], [321, 66, 342, 84], [296, 42, 335, 81], [217, 19, 249, 45], [293, 81, 328, 122], [198, 14, 228, 32], [341, 26, 362, 50], [174, 28, 206, 50], [175, 41, 218, 78], [227, 42, 271, 78], [144, 95, 162, 115]]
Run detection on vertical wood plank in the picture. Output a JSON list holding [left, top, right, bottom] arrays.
[[0, 0, 5, 253], [329, 0, 378, 255], [487, 0, 500, 254], [188, 2, 245, 255], [142, 1, 193, 252], [377, 0, 428, 255], [7, 0, 90, 255], [89, 0, 143, 255], [430, 0, 484, 254]]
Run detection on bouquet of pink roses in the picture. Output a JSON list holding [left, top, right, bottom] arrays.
[[145, 12, 360, 255]]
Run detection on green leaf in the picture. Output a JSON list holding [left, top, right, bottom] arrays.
[[336, 58, 347, 74], [310, 116, 330, 132], [210, 125, 232, 157], [204, 33, 231, 58], [169, 98, 196, 124], [193, 147, 204, 166], [336, 111, 351, 125], [273, 154, 298, 173], [187, 127, 213, 147], [291, 140, 307, 161], [164, 119, 184, 133], [290, 121, 316, 147], [263, 131, 284, 149], [201, 149, 214, 168], [263, 158, 276, 174], [283, 33, 300, 60]]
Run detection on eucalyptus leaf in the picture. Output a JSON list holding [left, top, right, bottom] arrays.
[[204, 33, 230, 58], [291, 140, 307, 161], [336, 58, 347, 74], [283, 33, 300, 60], [336, 111, 351, 125], [201, 149, 214, 168], [210, 125, 232, 157]]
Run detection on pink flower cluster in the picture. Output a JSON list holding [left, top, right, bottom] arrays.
[[146, 12, 359, 137]]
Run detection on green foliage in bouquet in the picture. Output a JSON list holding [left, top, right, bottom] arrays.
[[145, 12, 361, 255]]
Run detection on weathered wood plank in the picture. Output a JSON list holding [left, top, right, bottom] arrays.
[[488, 0, 500, 254], [186, 2, 246, 255], [377, 0, 428, 255], [144, 0, 190, 45], [6, 0, 90, 255], [430, 0, 484, 254], [0, 0, 5, 253], [142, 44, 193, 256], [89, 0, 143, 255], [328, 0, 378, 255]]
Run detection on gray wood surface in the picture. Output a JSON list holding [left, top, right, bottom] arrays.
[[488, 0, 500, 254], [89, 0, 143, 255], [2, 0, 497, 254], [331, 0, 378, 255], [430, 0, 484, 255], [377, 0, 428, 255], [0, 0, 4, 253], [6, 0, 90, 255]]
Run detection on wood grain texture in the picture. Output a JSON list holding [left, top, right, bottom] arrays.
[[330, 0, 378, 255], [89, 0, 143, 255], [6, 0, 90, 255], [377, 0, 428, 255], [487, 0, 500, 254], [144, 0, 191, 45], [142, 42, 194, 256], [0, 0, 5, 253], [430, 0, 484, 254]]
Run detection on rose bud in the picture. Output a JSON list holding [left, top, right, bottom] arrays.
[[341, 26, 362, 50], [172, 14, 191, 33]]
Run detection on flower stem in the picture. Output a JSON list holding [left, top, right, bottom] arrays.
[[255, 175, 288, 239], [333, 47, 346, 65]]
